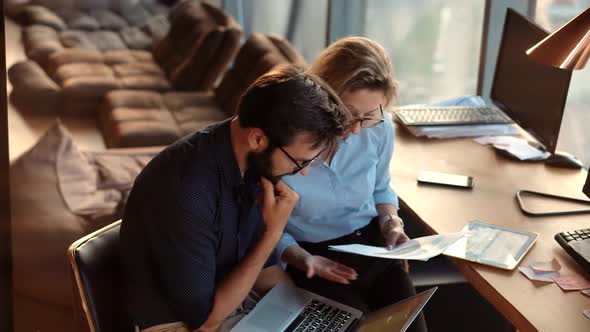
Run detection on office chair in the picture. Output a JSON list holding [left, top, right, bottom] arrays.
[[68, 220, 129, 332]]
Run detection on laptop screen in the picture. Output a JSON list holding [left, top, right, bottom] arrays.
[[357, 287, 436, 332], [491, 8, 572, 154]]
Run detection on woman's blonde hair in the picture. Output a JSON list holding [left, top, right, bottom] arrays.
[[310, 36, 398, 106]]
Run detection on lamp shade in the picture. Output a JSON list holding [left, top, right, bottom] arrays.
[[526, 6, 590, 70]]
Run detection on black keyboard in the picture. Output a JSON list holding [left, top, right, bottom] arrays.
[[555, 228, 590, 273], [394, 105, 513, 126], [285, 299, 354, 332]]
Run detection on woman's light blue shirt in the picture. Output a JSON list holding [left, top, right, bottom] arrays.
[[278, 114, 398, 259]]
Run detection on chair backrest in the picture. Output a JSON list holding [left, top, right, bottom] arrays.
[[68, 220, 128, 332]]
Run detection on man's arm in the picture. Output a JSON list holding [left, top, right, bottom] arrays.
[[198, 178, 298, 331]]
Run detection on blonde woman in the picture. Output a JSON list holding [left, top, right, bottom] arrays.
[[278, 37, 427, 331]]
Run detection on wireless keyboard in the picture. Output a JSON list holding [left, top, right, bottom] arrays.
[[394, 105, 513, 126]]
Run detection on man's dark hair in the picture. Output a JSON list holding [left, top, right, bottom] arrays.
[[237, 64, 351, 153]]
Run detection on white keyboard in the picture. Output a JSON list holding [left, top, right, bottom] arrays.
[[394, 105, 513, 126]]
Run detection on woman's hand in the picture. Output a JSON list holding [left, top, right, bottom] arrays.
[[302, 255, 358, 285], [379, 217, 409, 249]]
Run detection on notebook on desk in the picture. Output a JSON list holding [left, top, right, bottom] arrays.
[[231, 283, 436, 332]]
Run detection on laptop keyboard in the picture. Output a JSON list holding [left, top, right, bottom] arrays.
[[394, 105, 513, 126], [285, 299, 354, 332]]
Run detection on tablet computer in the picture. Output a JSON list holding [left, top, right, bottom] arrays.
[[443, 221, 538, 270]]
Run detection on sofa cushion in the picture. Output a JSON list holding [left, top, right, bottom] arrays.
[[54, 62, 114, 84], [88, 30, 128, 50], [59, 29, 128, 51], [90, 9, 129, 30], [104, 89, 165, 109], [60, 30, 98, 50], [100, 89, 230, 148], [10, 121, 157, 308], [116, 2, 153, 26], [65, 0, 139, 11], [154, 1, 231, 75], [62, 75, 121, 100], [103, 49, 153, 64], [119, 26, 153, 50], [7, 61, 61, 113], [140, 14, 170, 43], [214, 33, 306, 115], [22, 24, 64, 68], [142, 0, 170, 15], [58, 10, 101, 30], [169, 29, 224, 90], [19, 5, 67, 30], [105, 107, 181, 147], [112, 61, 164, 76], [48, 49, 105, 70], [164, 91, 227, 136], [119, 75, 172, 91]]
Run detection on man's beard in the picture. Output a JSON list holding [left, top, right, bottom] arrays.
[[246, 146, 282, 184]]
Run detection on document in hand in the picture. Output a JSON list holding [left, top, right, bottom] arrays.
[[329, 232, 465, 261]]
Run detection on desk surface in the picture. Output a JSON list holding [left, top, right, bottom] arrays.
[[391, 124, 590, 332]]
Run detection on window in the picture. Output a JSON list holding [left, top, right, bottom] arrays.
[[240, 0, 328, 62], [535, 0, 590, 167], [344, 0, 486, 106]]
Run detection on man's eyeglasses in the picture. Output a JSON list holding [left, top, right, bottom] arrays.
[[278, 146, 323, 176], [353, 104, 385, 128]]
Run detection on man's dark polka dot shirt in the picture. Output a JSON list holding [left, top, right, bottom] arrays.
[[120, 119, 277, 329]]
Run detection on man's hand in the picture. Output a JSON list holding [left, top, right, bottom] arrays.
[[302, 255, 358, 285], [379, 217, 409, 249], [259, 177, 298, 236]]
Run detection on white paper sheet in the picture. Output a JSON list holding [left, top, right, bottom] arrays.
[[329, 232, 465, 261], [474, 136, 550, 161], [518, 266, 559, 282]]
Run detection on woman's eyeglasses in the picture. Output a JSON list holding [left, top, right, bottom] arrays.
[[353, 104, 385, 128]]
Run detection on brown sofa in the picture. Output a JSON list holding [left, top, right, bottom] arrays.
[[18, 0, 173, 68], [11, 0, 243, 115], [99, 33, 307, 148]]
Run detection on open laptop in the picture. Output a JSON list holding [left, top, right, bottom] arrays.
[[231, 283, 436, 332]]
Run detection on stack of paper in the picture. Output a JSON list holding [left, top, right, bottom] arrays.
[[395, 96, 520, 139]]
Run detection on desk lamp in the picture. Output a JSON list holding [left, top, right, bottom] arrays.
[[526, 7, 590, 168], [515, 7, 590, 215]]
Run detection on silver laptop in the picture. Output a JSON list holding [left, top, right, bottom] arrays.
[[231, 283, 436, 332]]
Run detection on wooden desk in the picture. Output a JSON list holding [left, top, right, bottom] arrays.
[[391, 124, 590, 332]]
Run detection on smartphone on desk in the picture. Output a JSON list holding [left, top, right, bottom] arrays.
[[417, 171, 473, 189]]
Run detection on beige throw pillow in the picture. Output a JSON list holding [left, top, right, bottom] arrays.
[[11, 120, 156, 308]]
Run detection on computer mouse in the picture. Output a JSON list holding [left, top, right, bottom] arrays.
[[545, 151, 584, 169]]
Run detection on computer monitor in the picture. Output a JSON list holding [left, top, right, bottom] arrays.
[[584, 171, 590, 199], [491, 8, 572, 156]]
